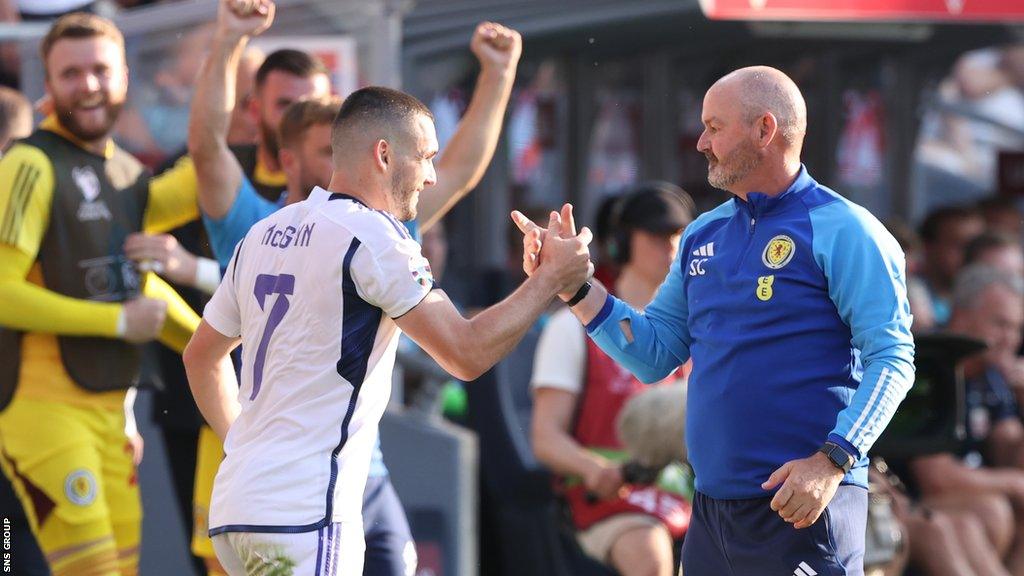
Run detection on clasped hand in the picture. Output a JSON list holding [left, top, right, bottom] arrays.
[[509, 203, 594, 300]]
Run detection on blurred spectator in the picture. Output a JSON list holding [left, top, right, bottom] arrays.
[[0, 85, 31, 149], [877, 461, 1012, 576], [421, 220, 449, 287], [964, 232, 1024, 278], [115, 24, 215, 166], [3, 0, 98, 20], [908, 265, 1024, 574], [885, 218, 925, 276], [917, 205, 985, 327], [977, 195, 1024, 240], [1002, 44, 1024, 92], [914, 49, 1024, 213], [531, 184, 693, 576], [591, 193, 622, 289]]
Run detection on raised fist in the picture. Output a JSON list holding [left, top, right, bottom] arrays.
[[470, 22, 522, 74], [218, 0, 275, 40]]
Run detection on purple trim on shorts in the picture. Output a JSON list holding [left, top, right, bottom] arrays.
[[324, 521, 336, 576], [335, 522, 344, 576], [315, 525, 325, 576]]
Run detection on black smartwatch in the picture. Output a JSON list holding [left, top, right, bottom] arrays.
[[564, 281, 592, 307], [818, 441, 855, 474]]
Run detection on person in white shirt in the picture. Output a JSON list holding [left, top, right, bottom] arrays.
[[531, 184, 693, 576], [183, 73, 593, 576]]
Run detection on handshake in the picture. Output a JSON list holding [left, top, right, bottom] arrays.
[[511, 203, 594, 302]]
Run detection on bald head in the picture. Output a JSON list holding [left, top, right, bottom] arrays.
[[713, 66, 807, 149]]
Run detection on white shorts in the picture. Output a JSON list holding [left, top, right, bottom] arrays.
[[212, 521, 365, 576]]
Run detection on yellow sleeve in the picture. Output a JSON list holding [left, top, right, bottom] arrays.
[[0, 246, 122, 336], [0, 145, 122, 336], [144, 156, 199, 233], [143, 272, 200, 353], [0, 143, 54, 259]]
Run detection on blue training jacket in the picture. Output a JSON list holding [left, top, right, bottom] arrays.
[[587, 166, 915, 499]]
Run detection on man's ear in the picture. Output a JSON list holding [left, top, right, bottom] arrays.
[[757, 113, 779, 148], [375, 139, 389, 172]]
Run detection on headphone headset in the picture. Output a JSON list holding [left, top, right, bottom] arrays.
[[606, 182, 692, 266]]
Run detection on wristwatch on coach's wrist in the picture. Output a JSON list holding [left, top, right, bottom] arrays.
[[563, 281, 592, 307], [818, 441, 855, 474]]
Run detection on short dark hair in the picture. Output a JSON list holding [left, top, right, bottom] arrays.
[[332, 87, 433, 151], [278, 96, 342, 150], [255, 49, 329, 89], [964, 231, 1021, 266], [919, 205, 981, 244], [41, 12, 124, 73]]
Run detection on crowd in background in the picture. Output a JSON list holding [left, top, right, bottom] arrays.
[[913, 45, 1024, 218]]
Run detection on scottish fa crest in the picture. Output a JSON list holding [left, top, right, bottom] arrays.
[[762, 235, 795, 270]]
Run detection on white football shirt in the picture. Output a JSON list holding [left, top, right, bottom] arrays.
[[202, 187, 433, 535]]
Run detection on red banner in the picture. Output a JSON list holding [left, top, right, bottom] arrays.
[[699, 0, 1024, 23]]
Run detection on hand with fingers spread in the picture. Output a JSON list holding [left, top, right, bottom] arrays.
[[512, 203, 593, 300], [762, 451, 844, 529], [471, 21, 523, 75], [511, 202, 577, 277], [218, 0, 275, 40]]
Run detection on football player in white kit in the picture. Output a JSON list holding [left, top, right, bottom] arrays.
[[183, 60, 594, 576]]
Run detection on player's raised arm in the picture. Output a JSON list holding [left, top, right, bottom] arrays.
[[416, 22, 521, 232], [396, 211, 592, 381], [189, 0, 275, 219]]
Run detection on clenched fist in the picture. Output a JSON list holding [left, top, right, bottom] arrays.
[[122, 297, 168, 344], [471, 22, 522, 75]]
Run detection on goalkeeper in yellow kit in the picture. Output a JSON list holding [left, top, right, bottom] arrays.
[[0, 13, 202, 576]]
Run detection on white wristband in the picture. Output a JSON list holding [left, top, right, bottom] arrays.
[[123, 386, 138, 437], [195, 257, 223, 295], [116, 307, 127, 338]]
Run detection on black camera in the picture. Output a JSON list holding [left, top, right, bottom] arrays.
[[872, 333, 985, 459]]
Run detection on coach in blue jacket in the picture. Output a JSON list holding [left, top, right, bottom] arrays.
[[515, 66, 915, 575]]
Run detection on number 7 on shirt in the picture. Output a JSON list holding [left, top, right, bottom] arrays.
[[250, 273, 295, 400]]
